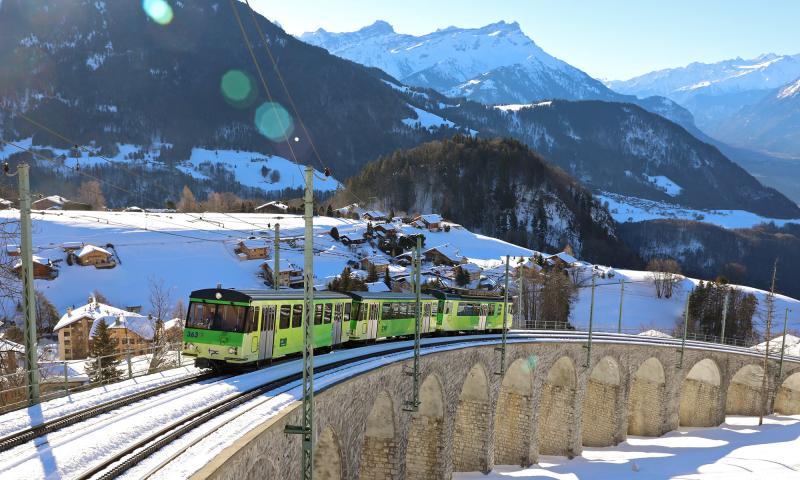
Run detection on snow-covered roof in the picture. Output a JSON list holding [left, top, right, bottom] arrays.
[[13, 255, 51, 269], [363, 255, 390, 266], [0, 337, 24, 353], [458, 262, 482, 274], [104, 313, 155, 340], [545, 251, 579, 265], [77, 244, 112, 258], [37, 195, 69, 205], [54, 301, 140, 332], [366, 281, 391, 293], [265, 257, 302, 272], [374, 223, 398, 231], [5, 244, 19, 254], [362, 210, 388, 219], [417, 213, 443, 224], [124, 206, 145, 212], [0, 198, 12, 207], [256, 201, 288, 211], [424, 243, 464, 263], [239, 239, 267, 249], [163, 318, 184, 330]]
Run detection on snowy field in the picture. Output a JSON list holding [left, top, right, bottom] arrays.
[[2, 209, 799, 336], [597, 191, 800, 230], [456, 415, 800, 479]]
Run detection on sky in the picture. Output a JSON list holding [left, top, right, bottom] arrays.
[[250, 0, 800, 80]]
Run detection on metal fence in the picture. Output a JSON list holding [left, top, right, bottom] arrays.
[[0, 342, 190, 414]]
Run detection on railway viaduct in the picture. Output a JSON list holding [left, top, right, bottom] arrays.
[[193, 340, 800, 480]]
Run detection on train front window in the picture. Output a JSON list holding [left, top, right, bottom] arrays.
[[186, 302, 249, 332]]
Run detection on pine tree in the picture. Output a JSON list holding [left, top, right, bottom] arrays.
[[85, 319, 122, 384], [326, 204, 333, 217], [455, 267, 470, 287], [366, 264, 379, 283], [384, 269, 392, 288]]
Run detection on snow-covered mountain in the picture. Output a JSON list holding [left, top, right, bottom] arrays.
[[609, 53, 800, 133], [299, 20, 694, 128]]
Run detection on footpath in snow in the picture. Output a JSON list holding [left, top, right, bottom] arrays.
[[455, 415, 800, 479]]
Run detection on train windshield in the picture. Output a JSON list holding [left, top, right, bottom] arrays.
[[186, 302, 250, 332]]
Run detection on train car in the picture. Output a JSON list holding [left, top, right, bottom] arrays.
[[346, 292, 438, 340], [182, 288, 351, 369], [429, 290, 510, 332]]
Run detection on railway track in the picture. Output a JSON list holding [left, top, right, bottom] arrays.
[[0, 371, 220, 454]]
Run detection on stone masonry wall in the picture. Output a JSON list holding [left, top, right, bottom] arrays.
[[581, 380, 619, 447], [537, 384, 575, 456], [775, 387, 800, 414], [726, 383, 763, 416], [679, 379, 720, 427], [494, 389, 532, 466], [452, 399, 489, 472], [359, 437, 396, 480], [628, 379, 664, 436], [404, 416, 443, 479]]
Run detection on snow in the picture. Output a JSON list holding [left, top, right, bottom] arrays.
[[778, 78, 800, 99], [644, 174, 683, 197], [366, 281, 390, 292], [76, 244, 111, 258], [495, 101, 553, 112], [753, 334, 800, 357], [597, 191, 800, 229], [456, 415, 800, 479], [402, 104, 455, 129], [53, 301, 135, 331]]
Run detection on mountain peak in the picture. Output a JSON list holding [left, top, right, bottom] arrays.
[[358, 20, 394, 35]]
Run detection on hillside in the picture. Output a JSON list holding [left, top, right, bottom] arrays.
[[344, 136, 640, 266]]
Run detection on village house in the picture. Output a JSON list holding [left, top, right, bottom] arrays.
[[53, 300, 154, 361], [455, 262, 483, 282], [255, 201, 289, 214], [373, 223, 399, 237], [0, 198, 13, 210], [32, 195, 91, 211], [424, 244, 466, 266], [262, 258, 304, 287], [362, 210, 388, 222], [360, 255, 390, 274], [543, 251, 579, 269], [413, 213, 443, 232], [236, 239, 269, 260], [13, 255, 58, 280], [334, 203, 365, 218], [0, 338, 24, 374], [5, 244, 20, 257], [76, 244, 116, 268]]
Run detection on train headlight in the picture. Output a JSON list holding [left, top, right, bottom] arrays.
[[228, 346, 238, 355]]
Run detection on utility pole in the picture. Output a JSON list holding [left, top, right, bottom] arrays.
[[677, 294, 689, 369], [284, 166, 314, 479], [778, 308, 790, 380], [720, 289, 730, 344], [16, 164, 40, 404], [759, 258, 777, 426], [584, 274, 595, 368], [495, 256, 510, 376], [617, 278, 624, 334], [404, 237, 422, 412], [273, 223, 280, 290]]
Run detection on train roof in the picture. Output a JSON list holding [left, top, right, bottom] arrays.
[[189, 288, 351, 303], [345, 291, 436, 301]]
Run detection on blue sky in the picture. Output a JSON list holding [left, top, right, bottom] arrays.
[[250, 0, 800, 80]]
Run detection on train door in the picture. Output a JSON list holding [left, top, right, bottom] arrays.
[[422, 303, 432, 333], [367, 302, 379, 339], [479, 304, 488, 330], [260, 305, 276, 359], [332, 303, 343, 345]]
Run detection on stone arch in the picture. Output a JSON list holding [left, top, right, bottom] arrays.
[[725, 364, 765, 415], [679, 358, 722, 426], [582, 356, 622, 447], [537, 356, 578, 456], [774, 372, 800, 415], [360, 391, 397, 480], [494, 357, 535, 466], [313, 426, 343, 480], [405, 374, 445, 479], [628, 357, 666, 436], [452, 363, 491, 473]]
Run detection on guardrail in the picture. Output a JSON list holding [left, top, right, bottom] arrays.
[[0, 342, 190, 414]]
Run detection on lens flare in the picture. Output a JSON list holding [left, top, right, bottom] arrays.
[[220, 70, 257, 107], [142, 0, 174, 25], [255, 102, 294, 142]]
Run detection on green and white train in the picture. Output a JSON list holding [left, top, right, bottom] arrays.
[[182, 288, 512, 369]]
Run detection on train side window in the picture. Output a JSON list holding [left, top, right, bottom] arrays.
[[245, 307, 258, 332], [292, 304, 303, 328], [334, 303, 343, 322], [360, 304, 368, 321], [343, 303, 351, 322], [265, 306, 276, 331], [399, 303, 409, 318], [382, 302, 391, 320], [323, 303, 332, 324], [279, 305, 291, 329], [315, 304, 323, 325]]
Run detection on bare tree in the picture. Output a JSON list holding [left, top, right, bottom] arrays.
[[147, 277, 173, 373], [76, 180, 106, 210], [177, 185, 198, 213], [0, 217, 21, 318], [647, 258, 681, 299]]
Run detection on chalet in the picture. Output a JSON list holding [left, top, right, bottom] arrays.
[[424, 244, 466, 266], [0, 338, 24, 374], [236, 239, 269, 260], [5, 244, 20, 257], [13, 255, 58, 280], [262, 258, 304, 287], [413, 213, 443, 231], [61, 242, 84, 253], [362, 210, 388, 222], [516, 257, 543, 275], [334, 203, 365, 218], [339, 234, 368, 247], [53, 300, 154, 360], [360, 255, 390, 274], [255, 201, 289, 214], [373, 223, 399, 237], [32, 195, 91, 211], [544, 251, 579, 269], [0, 198, 13, 210], [76, 244, 116, 268], [455, 262, 482, 282]]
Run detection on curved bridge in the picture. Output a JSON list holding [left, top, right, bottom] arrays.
[[192, 333, 800, 480]]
